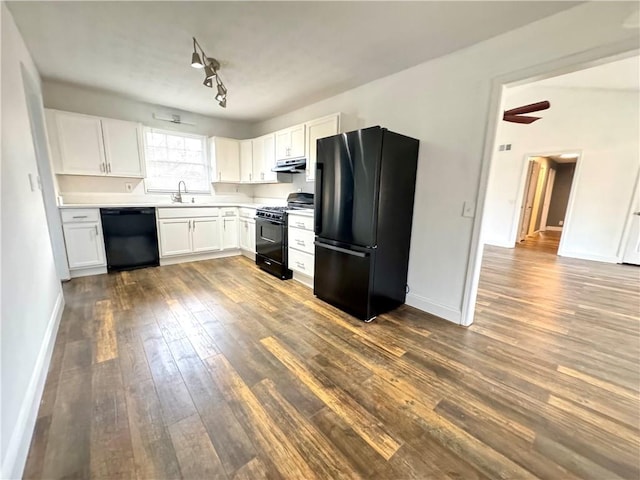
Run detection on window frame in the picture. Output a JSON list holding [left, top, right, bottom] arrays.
[[142, 127, 211, 194]]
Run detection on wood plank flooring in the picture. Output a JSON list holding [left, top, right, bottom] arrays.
[[24, 247, 640, 479], [517, 230, 562, 254]]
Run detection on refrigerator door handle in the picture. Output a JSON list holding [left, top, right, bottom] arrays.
[[315, 241, 369, 258], [315, 163, 323, 234]]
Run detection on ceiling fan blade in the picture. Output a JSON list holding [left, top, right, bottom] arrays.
[[503, 114, 541, 124], [504, 101, 550, 116]]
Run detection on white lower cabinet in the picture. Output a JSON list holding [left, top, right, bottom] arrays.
[[239, 218, 256, 252], [60, 208, 107, 273], [63, 222, 106, 269], [192, 218, 221, 252], [287, 212, 315, 284], [158, 219, 192, 256], [157, 207, 238, 258]]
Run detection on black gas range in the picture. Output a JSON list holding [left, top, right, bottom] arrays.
[[255, 193, 313, 279]]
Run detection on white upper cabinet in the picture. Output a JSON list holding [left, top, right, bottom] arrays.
[[239, 139, 253, 183], [211, 137, 241, 183], [305, 114, 341, 181], [252, 133, 277, 182], [275, 124, 305, 160], [54, 111, 106, 175], [47, 109, 144, 177], [101, 118, 144, 177]]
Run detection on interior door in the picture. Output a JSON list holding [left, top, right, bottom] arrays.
[[518, 160, 540, 242], [622, 211, 640, 265], [315, 127, 382, 247]]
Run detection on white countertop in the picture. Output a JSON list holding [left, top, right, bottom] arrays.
[[59, 202, 265, 209]]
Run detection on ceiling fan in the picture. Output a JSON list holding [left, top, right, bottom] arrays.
[[503, 101, 550, 124]]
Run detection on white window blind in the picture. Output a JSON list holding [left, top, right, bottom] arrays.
[[143, 128, 210, 193]]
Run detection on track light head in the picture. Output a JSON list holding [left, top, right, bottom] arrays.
[[216, 82, 227, 97], [203, 77, 213, 88], [218, 96, 227, 108], [204, 63, 217, 81], [191, 38, 204, 68]]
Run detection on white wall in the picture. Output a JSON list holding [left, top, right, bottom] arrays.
[[1, 4, 65, 478], [251, 2, 639, 322], [483, 85, 639, 262], [43, 80, 256, 204]]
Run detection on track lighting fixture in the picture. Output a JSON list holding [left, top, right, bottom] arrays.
[[190, 37, 228, 108]]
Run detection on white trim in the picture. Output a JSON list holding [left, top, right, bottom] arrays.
[[539, 167, 556, 232], [556, 153, 584, 257], [406, 293, 461, 325], [617, 168, 640, 261], [460, 40, 640, 327], [545, 226, 563, 231], [1, 292, 65, 480], [558, 251, 619, 264], [69, 265, 108, 278], [159, 249, 240, 266], [240, 250, 256, 261], [292, 271, 313, 289]]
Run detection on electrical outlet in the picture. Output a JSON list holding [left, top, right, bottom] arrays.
[[462, 201, 475, 218], [499, 144, 505, 151], [125, 182, 133, 192], [505, 144, 512, 151]]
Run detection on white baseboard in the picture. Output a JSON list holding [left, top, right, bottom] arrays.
[[546, 226, 563, 231], [240, 250, 256, 261], [557, 250, 619, 264], [483, 240, 515, 249], [70, 265, 107, 278], [1, 291, 65, 480], [405, 293, 461, 324], [160, 249, 241, 266], [292, 271, 313, 289]]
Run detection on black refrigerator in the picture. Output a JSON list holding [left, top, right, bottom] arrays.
[[314, 126, 419, 321]]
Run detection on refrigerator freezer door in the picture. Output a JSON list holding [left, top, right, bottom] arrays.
[[315, 127, 382, 247], [313, 240, 374, 320]]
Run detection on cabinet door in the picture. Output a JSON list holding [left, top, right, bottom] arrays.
[[289, 124, 306, 158], [305, 115, 339, 181], [101, 118, 144, 177], [248, 221, 256, 253], [239, 139, 253, 183], [192, 217, 221, 253], [212, 137, 240, 183], [158, 219, 192, 257], [262, 134, 277, 182], [55, 111, 106, 175], [252, 134, 277, 182], [63, 222, 106, 269], [221, 217, 238, 249], [275, 129, 290, 160], [239, 218, 249, 250]]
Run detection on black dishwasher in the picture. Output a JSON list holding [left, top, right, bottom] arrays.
[[100, 208, 159, 272]]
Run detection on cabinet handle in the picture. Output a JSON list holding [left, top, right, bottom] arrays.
[[296, 222, 305, 228], [296, 261, 305, 269], [72, 215, 88, 219], [249, 173, 252, 181], [192, 220, 196, 231], [188, 220, 191, 230], [106, 163, 111, 174], [261, 172, 264, 180], [296, 239, 305, 246], [100, 163, 105, 173], [94, 225, 98, 236]]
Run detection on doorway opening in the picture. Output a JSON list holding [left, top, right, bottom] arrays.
[[516, 153, 578, 255]]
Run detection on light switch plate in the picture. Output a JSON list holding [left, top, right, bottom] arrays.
[[462, 201, 475, 218]]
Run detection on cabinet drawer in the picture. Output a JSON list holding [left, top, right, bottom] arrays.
[[288, 248, 314, 277], [157, 207, 219, 219], [60, 208, 100, 223], [220, 207, 238, 217], [239, 207, 256, 219], [288, 227, 315, 255], [287, 214, 314, 231]]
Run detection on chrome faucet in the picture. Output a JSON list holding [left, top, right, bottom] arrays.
[[172, 180, 187, 203]]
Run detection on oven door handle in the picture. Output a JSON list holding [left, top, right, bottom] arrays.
[[260, 236, 276, 243]]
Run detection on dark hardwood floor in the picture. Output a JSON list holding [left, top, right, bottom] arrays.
[[24, 246, 640, 479]]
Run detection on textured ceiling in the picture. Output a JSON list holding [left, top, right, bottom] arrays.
[[8, 1, 580, 121], [537, 55, 640, 91]]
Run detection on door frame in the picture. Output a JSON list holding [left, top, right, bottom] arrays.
[[618, 168, 640, 262], [539, 167, 556, 232], [460, 40, 639, 327]]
